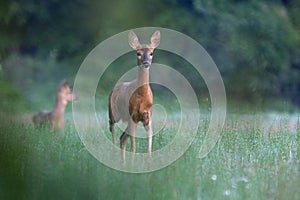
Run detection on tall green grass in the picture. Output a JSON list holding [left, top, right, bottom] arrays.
[[0, 112, 299, 199]]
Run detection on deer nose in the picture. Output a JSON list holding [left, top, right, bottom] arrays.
[[72, 94, 78, 101], [142, 61, 151, 68]]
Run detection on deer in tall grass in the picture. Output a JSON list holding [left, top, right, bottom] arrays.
[[33, 79, 77, 131], [108, 30, 161, 159]]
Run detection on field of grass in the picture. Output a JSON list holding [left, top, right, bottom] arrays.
[[0, 111, 299, 199]]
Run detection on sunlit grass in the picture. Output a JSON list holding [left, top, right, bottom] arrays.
[[0, 112, 299, 199]]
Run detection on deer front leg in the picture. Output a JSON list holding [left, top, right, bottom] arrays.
[[142, 111, 153, 155], [145, 122, 153, 156], [130, 133, 136, 154], [143, 113, 153, 158]]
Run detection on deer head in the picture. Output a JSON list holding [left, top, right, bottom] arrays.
[[128, 30, 161, 69], [57, 79, 77, 105]]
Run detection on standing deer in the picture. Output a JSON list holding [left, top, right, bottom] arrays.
[[108, 30, 161, 159], [33, 79, 77, 131]]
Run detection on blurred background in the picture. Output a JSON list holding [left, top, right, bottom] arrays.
[[1, 1, 300, 199], [0, 0, 300, 113]]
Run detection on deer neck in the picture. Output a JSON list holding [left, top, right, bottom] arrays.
[[136, 66, 150, 94], [52, 97, 67, 117]]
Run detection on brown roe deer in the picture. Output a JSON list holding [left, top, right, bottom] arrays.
[[33, 79, 77, 130], [108, 30, 161, 159]]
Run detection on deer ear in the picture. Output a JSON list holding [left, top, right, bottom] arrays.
[[58, 79, 68, 90], [62, 79, 68, 86], [128, 31, 141, 50], [150, 30, 161, 49], [59, 79, 69, 89]]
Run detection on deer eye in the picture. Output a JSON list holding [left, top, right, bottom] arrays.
[[150, 52, 153, 56], [137, 53, 142, 57]]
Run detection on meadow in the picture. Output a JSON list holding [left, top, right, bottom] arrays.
[[1, 108, 299, 200]]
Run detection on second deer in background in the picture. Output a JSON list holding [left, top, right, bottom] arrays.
[[33, 79, 77, 131]]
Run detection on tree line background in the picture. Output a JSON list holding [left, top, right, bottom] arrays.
[[0, 0, 300, 113]]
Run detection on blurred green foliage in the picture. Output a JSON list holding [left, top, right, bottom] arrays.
[[0, 0, 300, 109], [0, 71, 28, 113]]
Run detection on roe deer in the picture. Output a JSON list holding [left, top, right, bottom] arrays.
[[33, 79, 77, 130], [109, 30, 161, 159]]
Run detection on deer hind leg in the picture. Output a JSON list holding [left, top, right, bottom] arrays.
[[120, 131, 129, 150], [108, 91, 117, 145], [120, 120, 137, 159], [33, 114, 40, 127], [109, 119, 116, 145], [33, 111, 50, 129]]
